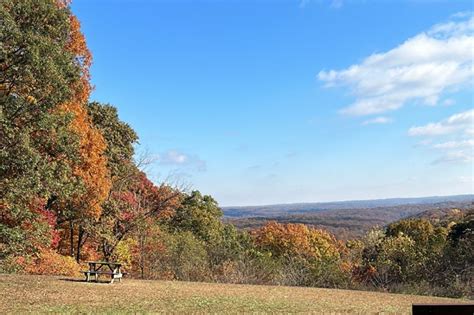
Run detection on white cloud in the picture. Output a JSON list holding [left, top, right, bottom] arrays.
[[409, 109, 474, 164], [451, 11, 472, 19], [432, 150, 473, 164], [318, 14, 473, 116], [408, 109, 473, 136], [362, 116, 393, 125], [157, 150, 207, 171], [432, 139, 474, 149]]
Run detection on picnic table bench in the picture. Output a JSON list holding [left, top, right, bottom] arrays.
[[83, 261, 125, 284]]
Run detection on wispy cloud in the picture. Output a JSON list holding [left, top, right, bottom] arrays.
[[409, 109, 474, 164], [408, 109, 473, 136], [157, 150, 207, 172], [318, 13, 473, 116], [362, 116, 393, 125], [432, 139, 474, 149], [432, 151, 473, 164]]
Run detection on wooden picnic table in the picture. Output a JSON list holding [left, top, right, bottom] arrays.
[[83, 261, 124, 283]]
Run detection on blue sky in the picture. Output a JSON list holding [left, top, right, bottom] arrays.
[[72, 0, 473, 206]]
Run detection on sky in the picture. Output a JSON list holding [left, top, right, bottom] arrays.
[[72, 0, 473, 206]]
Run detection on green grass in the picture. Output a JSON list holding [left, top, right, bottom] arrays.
[[0, 274, 470, 314]]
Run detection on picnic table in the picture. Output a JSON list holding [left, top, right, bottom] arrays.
[[83, 261, 124, 283]]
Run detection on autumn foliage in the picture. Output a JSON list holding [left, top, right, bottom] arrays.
[[22, 249, 81, 277], [253, 221, 342, 260], [60, 14, 110, 220], [0, 0, 472, 300]]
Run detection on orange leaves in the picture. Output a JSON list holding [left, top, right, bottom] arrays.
[[22, 248, 81, 277], [58, 8, 111, 220], [67, 15, 92, 79], [253, 221, 312, 257], [253, 221, 341, 261], [59, 94, 110, 220]]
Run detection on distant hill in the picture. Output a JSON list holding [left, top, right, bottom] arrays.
[[405, 206, 472, 223], [222, 194, 474, 218], [223, 195, 474, 240]]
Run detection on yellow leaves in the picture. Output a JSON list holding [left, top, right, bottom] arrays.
[[0, 83, 9, 96], [115, 238, 138, 268], [26, 95, 37, 104], [0, 82, 37, 103], [253, 222, 342, 261]]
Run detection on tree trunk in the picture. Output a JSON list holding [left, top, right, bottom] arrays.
[[140, 233, 146, 279], [76, 225, 85, 262], [102, 241, 111, 261], [69, 221, 75, 257]]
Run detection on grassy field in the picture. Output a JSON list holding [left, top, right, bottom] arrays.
[[0, 274, 470, 314]]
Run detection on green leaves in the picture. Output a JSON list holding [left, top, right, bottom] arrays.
[[87, 102, 138, 180], [0, 0, 85, 261], [169, 191, 224, 243]]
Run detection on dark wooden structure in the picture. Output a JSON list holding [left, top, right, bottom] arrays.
[[83, 261, 124, 284]]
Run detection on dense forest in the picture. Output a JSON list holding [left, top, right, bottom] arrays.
[[225, 201, 474, 239], [223, 195, 474, 217], [0, 0, 472, 299]]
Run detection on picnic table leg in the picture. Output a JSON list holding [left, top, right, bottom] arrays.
[[95, 272, 98, 282]]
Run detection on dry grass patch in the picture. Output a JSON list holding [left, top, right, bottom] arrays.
[[0, 274, 470, 314]]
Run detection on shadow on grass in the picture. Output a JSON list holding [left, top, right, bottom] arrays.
[[59, 278, 114, 284]]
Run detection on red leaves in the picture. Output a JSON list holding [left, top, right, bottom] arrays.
[[30, 199, 61, 249]]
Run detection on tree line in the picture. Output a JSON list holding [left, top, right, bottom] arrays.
[[0, 0, 472, 299]]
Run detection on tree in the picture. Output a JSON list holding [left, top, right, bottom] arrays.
[[355, 219, 449, 291], [53, 11, 112, 262], [386, 218, 446, 249], [253, 222, 342, 261], [87, 102, 138, 180], [167, 191, 224, 243], [0, 0, 112, 265], [55, 102, 139, 262], [85, 101, 179, 260], [0, 0, 78, 109], [436, 212, 473, 297], [252, 222, 347, 287], [0, 0, 84, 264], [98, 172, 180, 260]]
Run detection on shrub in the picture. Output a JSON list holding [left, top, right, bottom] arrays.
[[23, 248, 81, 276]]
